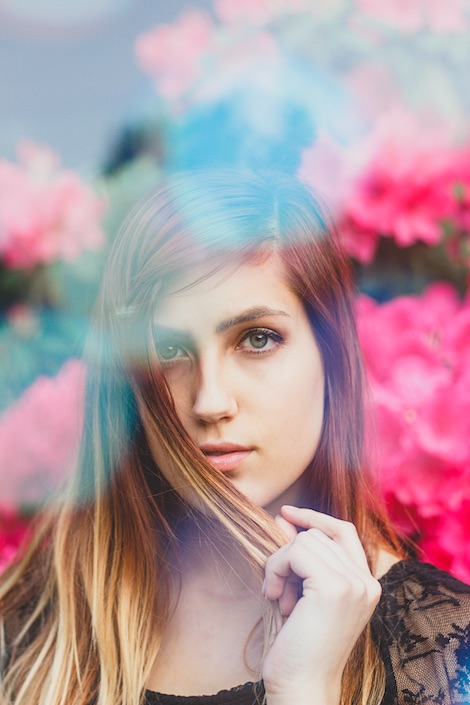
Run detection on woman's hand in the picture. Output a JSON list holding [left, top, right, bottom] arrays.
[[262, 505, 382, 705]]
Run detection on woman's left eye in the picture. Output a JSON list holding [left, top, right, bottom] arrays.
[[237, 328, 284, 353]]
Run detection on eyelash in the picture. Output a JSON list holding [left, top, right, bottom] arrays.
[[237, 328, 285, 354], [156, 327, 284, 366]]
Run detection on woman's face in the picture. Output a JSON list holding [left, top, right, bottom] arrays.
[[150, 253, 325, 515]]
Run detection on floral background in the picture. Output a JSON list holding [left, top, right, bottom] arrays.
[[1, 0, 470, 581]]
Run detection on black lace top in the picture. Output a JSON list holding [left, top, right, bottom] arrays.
[[145, 560, 470, 705]]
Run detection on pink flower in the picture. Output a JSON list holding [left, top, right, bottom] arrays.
[[414, 381, 470, 465], [299, 131, 381, 263], [135, 8, 281, 107], [0, 509, 31, 574], [357, 284, 470, 577], [134, 10, 215, 100], [421, 498, 470, 583], [444, 145, 470, 237], [357, 284, 459, 383], [0, 359, 86, 510], [339, 217, 380, 264], [344, 64, 402, 123], [0, 141, 105, 270], [447, 305, 470, 371], [341, 108, 469, 260], [357, 0, 468, 33], [299, 131, 350, 208]]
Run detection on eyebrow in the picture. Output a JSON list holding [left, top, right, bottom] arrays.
[[215, 306, 290, 333], [154, 306, 290, 338]]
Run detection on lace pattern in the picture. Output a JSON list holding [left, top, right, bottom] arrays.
[[373, 560, 470, 705], [146, 560, 470, 705]]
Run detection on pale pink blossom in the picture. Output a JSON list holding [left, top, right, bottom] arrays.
[[136, 9, 280, 106], [357, 0, 468, 33], [344, 64, 402, 123], [134, 10, 215, 99], [214, 0, 310, 26], [215, 0, 278, 25], [0, 359, 86, 510], [299, 131, 350, 208], [299, 132, 381, 262], [0, 141, 105, 270], [193, 30, 280, 104]]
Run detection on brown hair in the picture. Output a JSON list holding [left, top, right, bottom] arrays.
[[0, 170, 402, 705]]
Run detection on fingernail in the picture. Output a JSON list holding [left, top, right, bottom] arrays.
[[261, 578, 267, 597]]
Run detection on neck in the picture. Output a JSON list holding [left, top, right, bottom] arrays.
[[174, 514, 259, 599]]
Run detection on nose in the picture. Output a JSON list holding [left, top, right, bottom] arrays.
[[191, 359, 237, 424]]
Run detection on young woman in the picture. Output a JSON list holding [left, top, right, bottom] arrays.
[[1, 171, 470, 705]]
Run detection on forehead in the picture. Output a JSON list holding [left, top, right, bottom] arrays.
[[154, 254, 303, 328]]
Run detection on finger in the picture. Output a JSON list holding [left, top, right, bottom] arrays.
[[264, 532, 340, 602], [280, 505, 369, 571], [302, 527, 371, 583], [264, 528, 380, 608], [278, 578, 299, 617], [274, 513, 298, 541]]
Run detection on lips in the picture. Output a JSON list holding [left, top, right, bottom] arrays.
[[199, 443, 252, 473]]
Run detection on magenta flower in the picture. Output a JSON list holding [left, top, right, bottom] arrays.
[[0, 141, 105, 270], [421, 497, 470, 583], [357, 284, 470, 579], [357, 283, 460, 382], [0, 509, 31, 574], [414, 378, 470, 465], [0, 359, 86, 510], [340, 109, 470, 262]]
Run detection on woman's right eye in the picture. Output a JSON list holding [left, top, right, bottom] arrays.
[[156, 344, 188, 364]]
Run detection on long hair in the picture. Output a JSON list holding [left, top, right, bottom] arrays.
[[0, 171, 403, 705]]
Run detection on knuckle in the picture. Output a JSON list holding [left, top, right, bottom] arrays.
[[265, 553, 276, 571], [340, 520, 358, 536], [297, 529, 315, 547], [368, 576, 382, 604], [347, 577, 367, 602], [332, 575, 372, 604]]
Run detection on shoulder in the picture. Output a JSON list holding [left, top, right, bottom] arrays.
[[373, 559, 470, 704], [377, 558, 470, 625]]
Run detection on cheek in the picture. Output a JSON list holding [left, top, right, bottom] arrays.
[[277, 350, 324, 416], [282, 356, 325, 451], [162, 374, 193, 422]]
